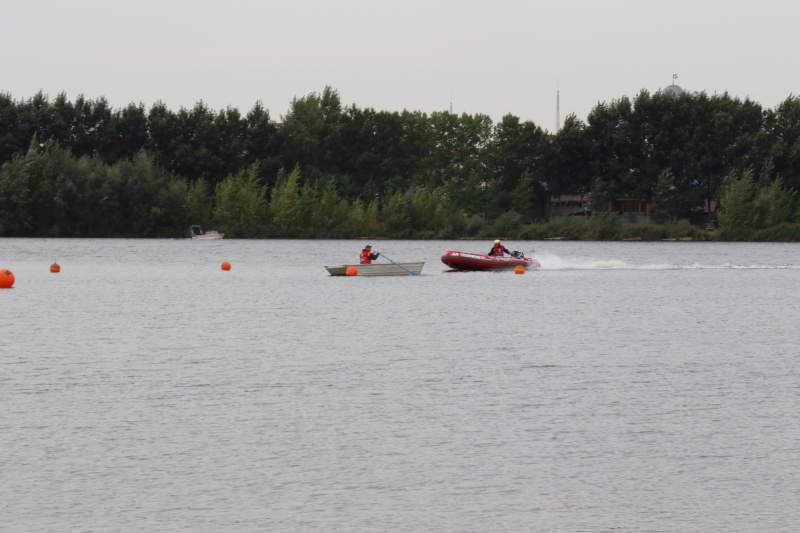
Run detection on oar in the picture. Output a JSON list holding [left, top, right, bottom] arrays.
[[380, 253, 418, 276]]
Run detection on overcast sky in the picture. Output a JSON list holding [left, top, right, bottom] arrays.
[[3, 0, 799, 131]]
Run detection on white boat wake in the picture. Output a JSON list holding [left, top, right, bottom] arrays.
[[674, 263, 800, 270], [534, 253, 800, 270]]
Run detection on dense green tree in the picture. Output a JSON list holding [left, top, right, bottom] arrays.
[[346, 196, 380, 235], [545, 114, 594, 197], [488, 115, 549, 221], [718, 169, 755, 228], [172, 101, 225, 183], [150, 177, 189, 236], [99, 103, 149, 163], [334, 107, 431, 199], [586, 90, 765, 213], [650, 169, 683, 223], [312, 180, 348, 229], [510, 170, 548, 222], [66, 158, 111, 236], [379, 186, 455, 237], [185, 178, 213, 229], [490, 115, 548, 188], [427, 111, 496, 220], [381, 189, 411, 237], [3, 87, 800, 238], [15, 139, 79, 235], [0, 92, 22, 163], [491, 210, 523, 237], [278, 92, 324, 178], [585, 97, 639, 196], [406, 186, 446, 233], [146, 101, 183, 174], [317, 87, 346, 175], [242, 101, 280, 179], [756, 96, 800, 190], [717, 169, 755, 228], [751, 176, 797, 227], [15, 92, 52, 154], [117, 151, 165, 236], [70, 95, 112, 157], [0, 142, 35, 234], [588, 176, 611, 214], [213, 164, 267, 230], [428, 111, 493, 188], [269, 166, 303, 230], [333, 105, 380, 197]]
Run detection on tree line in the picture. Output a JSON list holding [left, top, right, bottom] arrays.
[[1, 86, 799, 238]]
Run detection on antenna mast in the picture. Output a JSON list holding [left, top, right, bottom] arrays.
[[556, 84, 561, 131]]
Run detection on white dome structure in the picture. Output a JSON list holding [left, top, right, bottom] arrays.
[[663, 74, 684, 96], [663, 84, 685, 96]]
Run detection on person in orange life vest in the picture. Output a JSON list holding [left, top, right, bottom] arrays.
[[360, 244, 380, 264], [487, 239, 511, 257]]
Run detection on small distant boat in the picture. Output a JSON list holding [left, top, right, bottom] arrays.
[[325, 262, 425, 276], [441, 251, 539, 271], [190, 225, 224, 240]]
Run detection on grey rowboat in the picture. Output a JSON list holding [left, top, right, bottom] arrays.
[[324, 262, 425, 276]]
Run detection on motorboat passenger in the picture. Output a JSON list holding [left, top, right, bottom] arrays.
[[487, 239, 512, 257]]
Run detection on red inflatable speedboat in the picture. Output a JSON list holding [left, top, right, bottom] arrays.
[[441, 251, 540, 271]]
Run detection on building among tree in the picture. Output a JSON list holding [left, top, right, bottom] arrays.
[[609, 198, 651, 222], [549, 194, 590, 218]]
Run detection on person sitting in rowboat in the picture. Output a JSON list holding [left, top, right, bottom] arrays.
[[487, 239, 512, 257], [360, 244, 380, 264]]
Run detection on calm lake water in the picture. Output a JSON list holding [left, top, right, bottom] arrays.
[[2, 238, 799, 532]]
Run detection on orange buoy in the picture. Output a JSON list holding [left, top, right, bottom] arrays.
[[346, 266, 358, 276], [0, 269, 14, 288], [50, 262, 61, 273], [221, 261, 231, 271], [514, 265, 525, 274]]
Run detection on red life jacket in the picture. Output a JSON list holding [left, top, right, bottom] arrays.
[[360, 250, 373, 264], [491, 245, 505, 256]]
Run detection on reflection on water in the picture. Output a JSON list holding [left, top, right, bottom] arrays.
[[2, 239, 800, 532]]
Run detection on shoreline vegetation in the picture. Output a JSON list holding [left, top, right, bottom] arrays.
[[8, 221, 800, 242], [209, 218, 800, 242], [2, 87, 800, 241], [517, 218, 800, 242]]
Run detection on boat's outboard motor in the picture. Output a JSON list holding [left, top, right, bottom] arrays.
[[511, 251, 524, 258]]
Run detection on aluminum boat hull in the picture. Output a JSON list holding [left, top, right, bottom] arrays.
[[325, 262, 425, 276]]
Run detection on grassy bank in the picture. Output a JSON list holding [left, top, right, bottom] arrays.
[[200, 216, 800, 242], [515, 217, 800, 242]]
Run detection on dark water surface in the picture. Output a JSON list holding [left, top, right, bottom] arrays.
[[2, 239, 799, 532]]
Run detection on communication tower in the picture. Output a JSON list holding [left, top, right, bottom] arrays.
[[556, 85, 560, 131]]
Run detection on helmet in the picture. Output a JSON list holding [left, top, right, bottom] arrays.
[[494, 239, 501, 244], [365, 244, 372, 248]]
